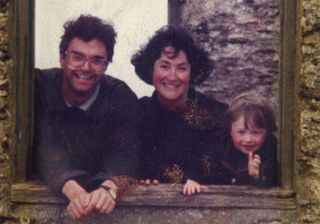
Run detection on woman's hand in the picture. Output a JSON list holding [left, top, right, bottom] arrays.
[[248, 153, 261, 179], [182, 179, 207, 196], [139, 179, 159, 186]]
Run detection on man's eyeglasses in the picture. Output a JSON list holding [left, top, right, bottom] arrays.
[[65, 51, 108, 72]]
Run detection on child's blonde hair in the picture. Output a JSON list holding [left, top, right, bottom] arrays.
[[225, 94, 277, 133]]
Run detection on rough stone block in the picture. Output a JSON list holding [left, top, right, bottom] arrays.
[[301, 110, 320, 156], [301, 0, 320, 34], [301, 34, 320, 91]]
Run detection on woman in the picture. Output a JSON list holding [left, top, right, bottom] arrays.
[[131, 26, 228, 195]]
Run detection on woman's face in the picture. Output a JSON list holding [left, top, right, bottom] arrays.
[[152, 47, 191, 108]]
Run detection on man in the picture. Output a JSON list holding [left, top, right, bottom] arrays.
[[35, 15, 141, 220]]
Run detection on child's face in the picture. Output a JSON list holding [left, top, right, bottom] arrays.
[[230, 115, 267, 154]]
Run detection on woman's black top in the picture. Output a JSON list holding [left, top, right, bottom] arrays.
[[137, 89, 228, 184]]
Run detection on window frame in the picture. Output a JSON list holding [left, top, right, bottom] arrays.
[[11, 0, 297, 206], [12, 0, 35, 182]]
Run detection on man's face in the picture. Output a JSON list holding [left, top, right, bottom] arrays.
[[230, 115, 267, 154], [152, 47, 191, 107], [60, 37, 108, 98]]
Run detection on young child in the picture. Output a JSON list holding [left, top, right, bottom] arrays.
[[219, 94, 278, 186]]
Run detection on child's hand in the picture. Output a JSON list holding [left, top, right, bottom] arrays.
[[182, 179, 208, 196], [248, 153, 261, 179]]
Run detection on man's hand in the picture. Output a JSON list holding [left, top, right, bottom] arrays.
[[248, 153, 261, 179], [85, 179, 118, 214], [182, 179, 208, 196], [85, 187, 115, 214], [62, 179, 118, 219], [62, 180, 91, 220]]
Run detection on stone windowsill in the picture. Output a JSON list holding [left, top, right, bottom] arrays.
[[11, 182, 296, 210]]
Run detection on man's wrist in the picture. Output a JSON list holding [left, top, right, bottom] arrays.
[[62, 180, 86, 200], [100, 185, 117, 200], [101, 179, 117, 191]]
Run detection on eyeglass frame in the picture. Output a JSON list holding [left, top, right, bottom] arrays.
[[64, 51, 108, 72]]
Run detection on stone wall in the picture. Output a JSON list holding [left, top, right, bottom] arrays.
[[0, 0, 320, 223], [180, 0, 280, 107], [297, 0, 320, 223], [0, 0, 13, 221]]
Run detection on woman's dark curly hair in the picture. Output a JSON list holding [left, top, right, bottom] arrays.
[[131, 26, 213, 85], [59, 15, 117, 62]]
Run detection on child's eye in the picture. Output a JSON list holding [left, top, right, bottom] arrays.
[[237, 130, 245, 134], [251, 129, 265, 135]]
